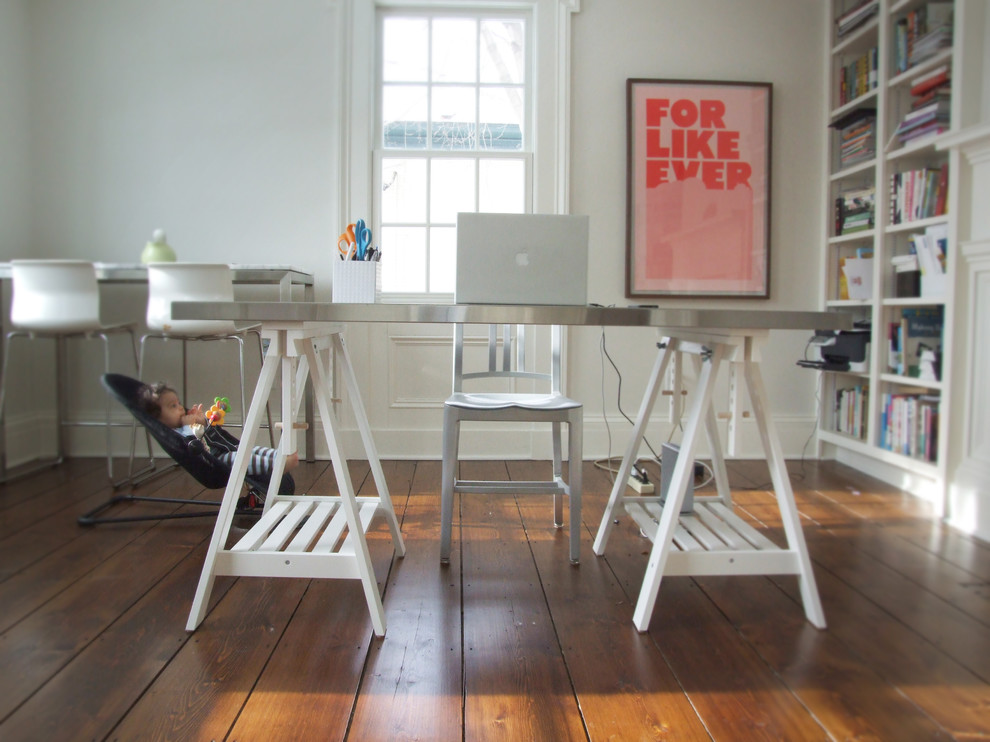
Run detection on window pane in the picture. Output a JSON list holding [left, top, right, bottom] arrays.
[[430, 159, 476, 222], [381, 226, 426, 292], [480, 19, 524, 84], [383, 18, 428, 82], [479, 159, 525, 213], [383, 85, 428, 148], [431, 86, 477, 150], [381, 158, 427, 222], [429, 226, 456, 292], [432, 18, 477, 83], [479, 86, 523, 150]]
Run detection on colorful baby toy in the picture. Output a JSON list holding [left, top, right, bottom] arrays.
[[207, 396, 229, 426]]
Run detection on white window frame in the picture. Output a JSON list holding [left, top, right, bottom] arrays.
[[341, 0, 579, 303]]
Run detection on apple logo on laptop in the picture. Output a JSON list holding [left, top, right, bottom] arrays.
[[515, 250, 530, 267]]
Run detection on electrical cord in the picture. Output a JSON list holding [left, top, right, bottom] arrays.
[[594, 325, 660, 485]]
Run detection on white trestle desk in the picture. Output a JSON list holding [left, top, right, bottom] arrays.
[[171, 301, 850, 635]]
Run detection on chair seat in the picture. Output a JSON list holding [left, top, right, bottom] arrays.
[[15, 320, 135, 335], [446, 391, 582, 411]]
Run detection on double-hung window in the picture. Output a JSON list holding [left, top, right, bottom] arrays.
[[376, 7, 532, 297]]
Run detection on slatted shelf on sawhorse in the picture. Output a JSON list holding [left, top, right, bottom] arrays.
[[593, 332, 825, 633], [185, 323, 405, 637]]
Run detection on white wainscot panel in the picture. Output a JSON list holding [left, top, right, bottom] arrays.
[[388, 333, 451, 408]]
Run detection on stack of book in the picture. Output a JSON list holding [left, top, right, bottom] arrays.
[[838, 47, 878, 105], [831, 108, 876, 168], [836, 0, 879, 39], [879, 391, 939, 461], [834, 186, 875, 235], [895, 65, 951, 145], [893, 2, 953, 73], [889, 163, 948, 224], [834, 384, 868, 440]]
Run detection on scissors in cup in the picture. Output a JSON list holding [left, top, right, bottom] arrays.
[[353, 219, 372, 260], [337, 223, 357, 260]]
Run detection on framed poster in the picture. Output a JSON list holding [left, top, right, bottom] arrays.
[[626, 78, 772, 299]]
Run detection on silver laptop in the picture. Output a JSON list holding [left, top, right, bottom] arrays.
[[455, 213, 589, 305]]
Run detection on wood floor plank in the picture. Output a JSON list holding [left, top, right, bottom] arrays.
[[0, 457, 103, 511], [804, 560, 990, 738], [459, 460, 587, 741], [695, 572, 954, 741], [212, 460, 402, 742], [0, 543, 235, 742], [0, 471, 202, 631], [0, 456, 987, 740], [513, 459, 713, 741], [108, 575, 310, 741], [0, 458, 118, 539], [348, 462, 465, 741], [737, 487, 990, 683], [724, 476, 990, 738], [0, 515, 214, 721], [594, 473, 832, 739]]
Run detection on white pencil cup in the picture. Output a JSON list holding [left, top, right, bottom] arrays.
[[333, 260, 381, 303]]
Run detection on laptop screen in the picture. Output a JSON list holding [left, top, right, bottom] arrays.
[[454, 213, 590, 305]]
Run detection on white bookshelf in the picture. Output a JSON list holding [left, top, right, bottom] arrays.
[[819, 0, 983, 504]]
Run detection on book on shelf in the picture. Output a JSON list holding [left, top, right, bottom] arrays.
[[834, 384, 869, 439], [889, 164, 948, 224], [909, 64, 951, 96], [837, 47, 878, 105], [830, 108, 876, 167], [836, 0, 879, 38], [893, 3, 953, 74], [834, 185, 875, 235], [895, 89, 950, 145], [910, 222, 949, 297], [908, 24, 953, 66], [889, 306, 943, 378], [879, 391, 939, 461]]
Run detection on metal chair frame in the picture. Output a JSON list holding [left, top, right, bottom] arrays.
[[440, 324, 583, 564]]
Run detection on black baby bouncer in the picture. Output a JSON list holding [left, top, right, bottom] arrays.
[[77, 373, 294, 525]]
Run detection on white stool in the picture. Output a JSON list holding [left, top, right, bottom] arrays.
[[0, 260, 140, 483], [131, 263, 272, 481]]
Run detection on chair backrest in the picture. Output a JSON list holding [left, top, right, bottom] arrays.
[[146, 262, 237, 336], [10, 260, 102, 332], [452, 324, 563, 395]]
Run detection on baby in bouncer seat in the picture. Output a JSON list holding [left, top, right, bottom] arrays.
[[138, 381, 297, 495]]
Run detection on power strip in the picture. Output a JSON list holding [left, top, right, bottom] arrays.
[[627, 475, 654, 494]]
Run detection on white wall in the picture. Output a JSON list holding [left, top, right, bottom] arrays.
[[566, 0, 826, 458], [2, 0, 829, 463], [27, 0, 341, 285], [0, 0, 31, 259]]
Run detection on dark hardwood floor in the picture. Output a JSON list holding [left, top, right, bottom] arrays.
[[1, 455, 988, 741]]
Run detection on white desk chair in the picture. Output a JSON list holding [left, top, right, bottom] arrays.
[[132, 262, 273, 480], [440, 324, 583, 564], [0, 259, 141, 483]]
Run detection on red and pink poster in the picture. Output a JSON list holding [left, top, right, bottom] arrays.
[[626, 79, 772, 298]]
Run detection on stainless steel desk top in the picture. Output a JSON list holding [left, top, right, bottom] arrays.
[[172, 301, 852, 332]]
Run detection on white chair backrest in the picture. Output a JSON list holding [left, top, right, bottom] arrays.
[[146, 263, 237, 336], [453, 324, 562, 395], [10, 260, 102, 332]]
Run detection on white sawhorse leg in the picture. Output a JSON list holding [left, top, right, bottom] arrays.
[[186, 325, 404, 637], [593, 334, 825, 633]]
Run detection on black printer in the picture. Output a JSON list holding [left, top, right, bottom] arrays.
[[799, 322, 870, 372]]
